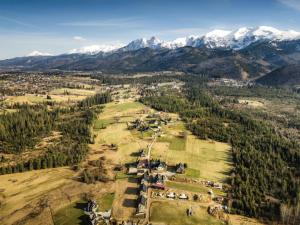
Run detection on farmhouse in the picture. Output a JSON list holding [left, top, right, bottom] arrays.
[[213, 182, 223, 190], [136, 194, 147, 215], [150, 159, 166, 171], [176, 163, 185, 174], [137, 159, 148, 169], [128, 167, 138, 175]]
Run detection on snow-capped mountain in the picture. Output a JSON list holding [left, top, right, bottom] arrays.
[[114, 26, 300, 53], [22, 26, 300, 57], [27, 51, 52, 57], [69, 43, 124, 54], [203, 26, 300, 49]]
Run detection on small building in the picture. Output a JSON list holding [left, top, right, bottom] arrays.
[[178, 193, 189, 200], [157, 162, 167, 171], [176, 163, 185, 174], [150, 159, 166, 171], [166, 192, 176, 199], [136, 194, 147, 215], [151, 183, 165, 190], [213, 182, 223, 190], [139, 149, 146, 157], [137, 159, 148, 169], [128, 167, 138, 175], [140, 183, 148, 193], [213, 196, 224, 204]]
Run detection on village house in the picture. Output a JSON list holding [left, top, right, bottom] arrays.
[[136, 194, 147, 215], [176, 163, 185, 174], [150, 173, 166, 190], [150, 159, 167, 171], [137, 159, 148, 169], [127, 167, 138, 175]]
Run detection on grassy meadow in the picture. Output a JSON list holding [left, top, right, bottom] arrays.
[[150, 201, 222, 225]]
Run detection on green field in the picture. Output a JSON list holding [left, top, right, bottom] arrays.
[[4, 94, 46, 104], [166, 181, 208, 194], [53, 200, 89, 225], [91, 101, 151, 164], [49, 88, 96, 96], [158, 136, 186, 151], [97, 193, 115, 211], [152, 123, 232, 182], [150, 201, 222, 225], [185, 168, 201, 178], [93, 118, 114, 129]]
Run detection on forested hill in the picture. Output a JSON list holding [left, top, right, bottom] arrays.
[[256, 64, 300, 86]]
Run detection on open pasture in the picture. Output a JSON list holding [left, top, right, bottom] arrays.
[[150, 201, 222, 225], [0, 168, 74, 219], [153, 121, 232, 182]]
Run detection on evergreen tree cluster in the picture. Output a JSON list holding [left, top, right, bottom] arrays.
[[0, 92, 111, 175], [0, 104, 57, 153]]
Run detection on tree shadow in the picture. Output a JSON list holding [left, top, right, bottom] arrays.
[[74, 202, 90, 225], [122, 199, 138, 208], [125, 187, 139, 195], [128, 177, 139, 183], [130, 152, 140, 157]]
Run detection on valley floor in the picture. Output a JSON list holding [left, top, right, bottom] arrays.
[[0, 88, 265, 225]]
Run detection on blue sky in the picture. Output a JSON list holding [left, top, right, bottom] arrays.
[[1, 0, 300, 59]]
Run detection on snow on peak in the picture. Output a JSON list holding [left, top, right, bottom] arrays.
[[122, 36, 165, 51], [233, 27, 253, 39], [202, 26, 300, 50], [69, 43, 124, 54], [86, 26, 300, 54], [29, 26, 300, 57], [204, 29, 231, 48], [27, 51, 52, 57], [205, 29, 231, 38]]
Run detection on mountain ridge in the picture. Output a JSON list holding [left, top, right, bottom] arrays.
[[21, 26, 300, 57]]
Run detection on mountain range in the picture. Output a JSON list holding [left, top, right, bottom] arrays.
[[69, 26, 300, 54], [1, 26, 300, 86]]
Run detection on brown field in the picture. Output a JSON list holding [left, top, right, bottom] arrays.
[[238, 99, 265, 108]]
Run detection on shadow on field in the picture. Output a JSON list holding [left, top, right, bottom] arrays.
[[74, 202, 90, 225], [125, 187, 138, 195], [128, 177, 139, 183], [122, 198, 137, 208]]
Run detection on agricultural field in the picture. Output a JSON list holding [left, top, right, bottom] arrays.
[[153, 121, 232, 182], [4, 94, 48, 104], [150, 201, 222, 225], [0, 168, 75, 223], [53, 193, 115, 225], [53, 200, 89, 225]]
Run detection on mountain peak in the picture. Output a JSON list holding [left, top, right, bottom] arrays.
[[27, 50, 52, 57], [69, 43, 124, 55], [205, 29, 231, 38]]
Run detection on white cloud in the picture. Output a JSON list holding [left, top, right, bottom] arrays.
[[73, 36, 86, 41], [278, 0, 300, 11]]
